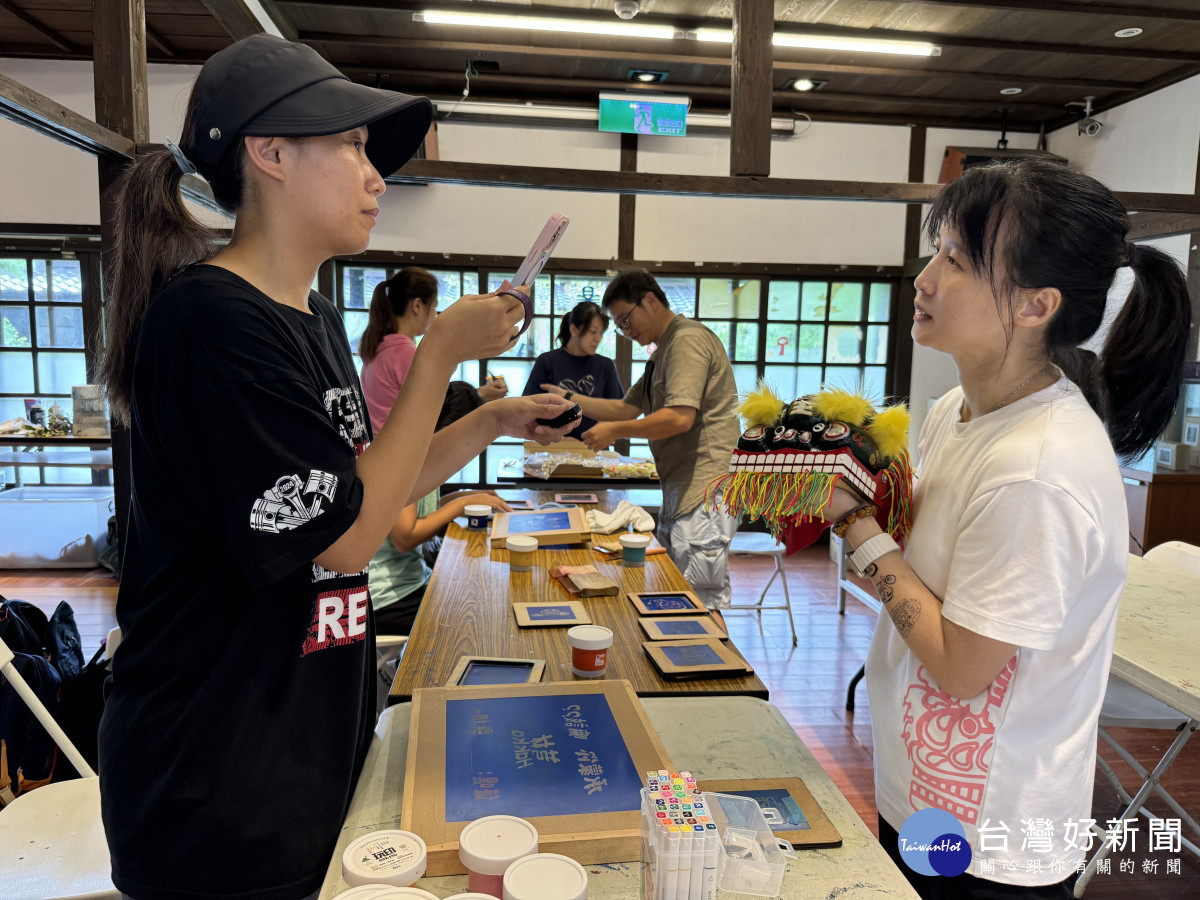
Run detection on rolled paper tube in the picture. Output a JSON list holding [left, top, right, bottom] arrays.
[[498, 286, 534, 336]]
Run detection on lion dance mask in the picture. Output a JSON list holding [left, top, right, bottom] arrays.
[[706, 382, 913, 555]]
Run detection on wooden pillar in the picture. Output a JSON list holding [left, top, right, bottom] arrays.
[[93, 0, 149, 558], [614, 133, 637, 455], [891, 125, 926, 401], [730, 0, 773, 177]]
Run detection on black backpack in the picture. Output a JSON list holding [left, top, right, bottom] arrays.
[[0, 597, 89, 803]]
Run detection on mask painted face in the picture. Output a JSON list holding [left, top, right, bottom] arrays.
[[708, 384, 913, 553]]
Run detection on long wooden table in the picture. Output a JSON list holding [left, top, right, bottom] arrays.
[[389, 490, 769, 702]]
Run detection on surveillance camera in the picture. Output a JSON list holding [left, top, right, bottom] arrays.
[[614, 0, 640, 19], [1077, 117, 1103, 137]]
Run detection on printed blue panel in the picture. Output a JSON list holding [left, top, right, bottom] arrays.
[[656, 621, 707, 636], [507, 510, 573, 534], [640, 595, 694, 611], [461, 662, 536, 686], [660, 644, 724, 668], [527, 605, 577, 620], [445, 693, 642, 821], [737, 788, 811, 832]]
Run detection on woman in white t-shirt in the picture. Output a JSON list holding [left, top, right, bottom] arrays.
[[825, 159, 1191, 898]]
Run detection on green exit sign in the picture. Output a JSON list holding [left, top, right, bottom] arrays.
[[598, 92, 689, 137]]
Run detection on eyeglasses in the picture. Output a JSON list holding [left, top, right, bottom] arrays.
[[614, 299, 644, 334]]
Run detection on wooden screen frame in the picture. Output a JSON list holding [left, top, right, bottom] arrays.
[[627, 590, 706, 616], [513, 601, 592, 628], [402, 680, 674, 875], [642, 639, 752, 678], [491, 506, 590, 548], [446, 656, 546, 687], [639, 615, 727, 641]]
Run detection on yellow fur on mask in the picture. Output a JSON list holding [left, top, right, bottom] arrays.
[[867, 403, 910, 461], [739, 381, 784, 427], [810, 388, 872, 428]]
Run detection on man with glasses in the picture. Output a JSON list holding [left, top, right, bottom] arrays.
[[543, 269, 740, 611]]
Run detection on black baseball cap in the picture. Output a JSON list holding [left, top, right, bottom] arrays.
[[185, 34, 433, 182]]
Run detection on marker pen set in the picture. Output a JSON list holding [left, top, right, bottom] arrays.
[[641, 770, 719, 900]]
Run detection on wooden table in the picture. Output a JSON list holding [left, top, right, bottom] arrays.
[[389, 490, 769, 702], [319, 696, 920, 899]]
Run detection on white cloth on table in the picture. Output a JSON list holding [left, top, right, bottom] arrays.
[[586, 500, 655, 534]]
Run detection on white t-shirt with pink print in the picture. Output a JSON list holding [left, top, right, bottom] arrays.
[[866, 375, 1128, 885]]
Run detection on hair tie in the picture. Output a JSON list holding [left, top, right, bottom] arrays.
[[497, 286, 534, 336], [164, 139, 198, 177], [1124, 241, 1138, 267]]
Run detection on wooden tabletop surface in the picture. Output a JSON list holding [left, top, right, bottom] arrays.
[[389, 489, 769, 702]]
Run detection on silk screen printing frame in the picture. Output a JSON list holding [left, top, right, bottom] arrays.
[[402, 680, 674, 875], [701, 777, 842, 848], [490, 506, 589, 548], [642, 639, 752, 678]]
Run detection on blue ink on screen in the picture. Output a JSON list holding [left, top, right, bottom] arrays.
[[508, 511, 572, 534], [461, 662, 535, 686], [528, 606, 575, 620], [656, 620, 707, 636], [640, 595, 693, 611], [738, 788, 811, 832], [661, 644, 723, 667], [445, 693, 642, 821]]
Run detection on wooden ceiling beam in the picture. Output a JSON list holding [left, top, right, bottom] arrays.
[[304, 32, 1141, 93], [1127, 212, 1200, 241], [389, 159, 1200, 213], [0, 70, 135, 158], [731, 0, 773, 176], [0, 0, 76, 54], [198, 0, 267, 41], [145, 24, 179, 59], [868, 0, 1200, 24], [284, 0, 1200, 62]]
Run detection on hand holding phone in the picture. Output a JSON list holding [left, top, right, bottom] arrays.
[[536, 402, 582, 429], [498, 213, 570, 338]]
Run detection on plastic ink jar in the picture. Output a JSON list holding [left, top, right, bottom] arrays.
[[336, 888, 439, 900], [502, 853, 588, 900], [567, 624, 613, 678], [341, 829, 427, 887], [458, 815, 540, 897]]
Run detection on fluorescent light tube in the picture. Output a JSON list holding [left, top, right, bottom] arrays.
[[416, 11, 677, 40], [695, 27, 941, 57]]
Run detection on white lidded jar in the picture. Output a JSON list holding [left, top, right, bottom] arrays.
[[502, 852, 588, 900], [341, 829, 427, 887], [458, 815, 540, 897], [335, 888, 439, 900]]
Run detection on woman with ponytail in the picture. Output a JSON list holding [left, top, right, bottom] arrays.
[[522, 300, 624, 436], [96, 35, 576, 900], [823, 159, 1190, 898]]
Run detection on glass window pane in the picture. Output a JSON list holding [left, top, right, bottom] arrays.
[[487, 443, 523, 485], [864, 366, 886, 399], [36, 351, 86, 393], [534, 275, 551, 315], [631, 338, 653, 362], [766, 323, 797, 363], [631, 361, 648, 385], [868, 283, 892, 322], [597, 324, 617, 360], [429, 269, 465, 304], [529, 317, 554, 358], [1, 259, 28, 301], [35, 307, 84, 348], [31, 260, 48, 301], [801, 282, 828, 320], [463, 273, 479, 295], [18, 467, 42, 485], [796, 366, 823, 396], [798, 325, 824, 363], [732, 364, 758, 400], [698, 279, 758, 319], [487, 360, 532, 394], [2, 307, 31, 346], [704, 320, 731, 355], [761, 365, 794, 399], [866, 325, 889, 365], [445, 456, 479, 485], [767, 281, 799, 321], [734, 322, 759, 362], [829, 283, 864, 322], [657, 278, 697, 318], [1, 352, 35, 393], [48, 260, 82, 303], [553, 275, 610, 315], [826, 325, 863, 364], [824, 365, 863, 392], [342, 266, 386, 309], [506, 318, 550, 361], [0, 397, 27, 420], [488, 273, 512, 293], [343, 311, 369, 355], [734, 280, 760, 318]]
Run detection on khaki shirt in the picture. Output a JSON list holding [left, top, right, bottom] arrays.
[[623, 316, 739, 524]]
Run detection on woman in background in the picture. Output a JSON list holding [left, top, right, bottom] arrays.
[[524, 300, 624, 436], [360, 267, 508, 434]]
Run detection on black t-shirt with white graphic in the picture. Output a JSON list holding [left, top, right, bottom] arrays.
[[521, 348, 624, 435], [99, 266, 375, 900]]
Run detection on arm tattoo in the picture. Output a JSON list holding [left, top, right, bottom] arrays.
[[864, 562, 879, 578], [872, 572, 897, 604], [891, 598, 921, 638]]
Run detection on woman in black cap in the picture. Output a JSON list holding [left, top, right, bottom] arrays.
[[97, 34, 574, 900]]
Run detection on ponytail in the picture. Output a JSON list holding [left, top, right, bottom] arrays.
[[359, 267, 438, 362], [1093, 243, 1191, 462], [557, 301, 609, 348], [99, 149, 217, 426]]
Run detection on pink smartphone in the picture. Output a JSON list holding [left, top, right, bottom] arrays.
[[512, 213, 570, 286]]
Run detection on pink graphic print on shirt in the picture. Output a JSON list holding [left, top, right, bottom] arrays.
[[901, 657, 1017, 824]]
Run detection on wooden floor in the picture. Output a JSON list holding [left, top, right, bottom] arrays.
[[4, 543, 1199, 895]]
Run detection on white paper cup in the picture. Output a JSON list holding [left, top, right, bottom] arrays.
[[459, 815, 540, 897], [465, 504, 492, 530], [567, 625, 613, 678], [506, 535, 538, 572], [618, 533, 651, 566], [502, 853, 588, 900]]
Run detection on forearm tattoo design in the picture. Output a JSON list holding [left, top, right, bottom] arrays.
[[891, 598, 921, 637]]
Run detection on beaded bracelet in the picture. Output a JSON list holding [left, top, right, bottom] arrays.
[[833, 504, 878, 539]]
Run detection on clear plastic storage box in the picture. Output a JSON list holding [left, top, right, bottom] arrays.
[[0, 486, 114, 568]]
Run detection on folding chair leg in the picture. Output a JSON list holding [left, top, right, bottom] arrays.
[[776, 558, 797, 647]]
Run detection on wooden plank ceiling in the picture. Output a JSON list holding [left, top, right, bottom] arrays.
[[3, 0, 1200, 133]]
